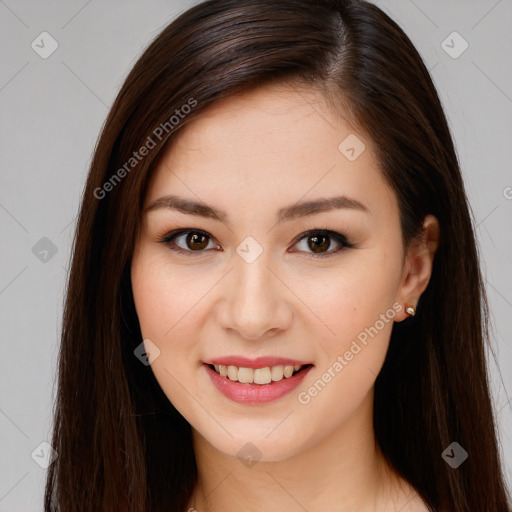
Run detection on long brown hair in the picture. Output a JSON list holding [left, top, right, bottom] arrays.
[[44, 0, 511, 510]]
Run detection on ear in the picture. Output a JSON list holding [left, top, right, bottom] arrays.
[[395, 214, 440, 321]]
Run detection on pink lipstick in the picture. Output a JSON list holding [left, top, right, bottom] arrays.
[[202, 356, 314, 405]]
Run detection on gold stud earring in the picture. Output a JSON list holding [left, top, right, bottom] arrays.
[[405, 304, 416, 317]]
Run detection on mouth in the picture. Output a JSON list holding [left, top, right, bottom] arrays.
[[207, 363, 313, 385], [203, 360, 314, 405]]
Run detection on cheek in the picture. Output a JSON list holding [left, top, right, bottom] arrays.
[[132, 250, 193, 336], [131, 250, 218, 373], [131, 258, 172, 340], [298, 250, 401, 396], [302, 252, 400, 340], [130, 253, 208, 413]]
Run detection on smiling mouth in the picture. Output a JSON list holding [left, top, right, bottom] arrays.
[[208, 363, 313, 385]]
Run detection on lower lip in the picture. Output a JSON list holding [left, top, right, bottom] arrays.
[[204, 364, 313, 404]]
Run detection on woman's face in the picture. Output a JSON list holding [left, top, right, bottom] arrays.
[[131, 83, 412, 461]]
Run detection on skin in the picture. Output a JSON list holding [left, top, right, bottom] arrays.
[[131, 83, 440, 511]]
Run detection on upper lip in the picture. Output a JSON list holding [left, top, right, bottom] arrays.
[[203, 356, 313, 369]]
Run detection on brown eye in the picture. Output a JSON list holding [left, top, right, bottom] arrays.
[[292, 229, 351, 258], [160, 229, 219, 254], [185, 232, 209, 251], [307, 234, 330, 253]]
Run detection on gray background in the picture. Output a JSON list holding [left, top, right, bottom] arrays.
[[0, 0, 511, 509]]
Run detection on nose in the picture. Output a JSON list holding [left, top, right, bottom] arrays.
[[216, 253, 293, 341]]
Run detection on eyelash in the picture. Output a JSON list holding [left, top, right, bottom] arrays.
[[158, 227, 353, 259]]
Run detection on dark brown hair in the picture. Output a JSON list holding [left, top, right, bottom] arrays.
[[44, 0, 511, 510]]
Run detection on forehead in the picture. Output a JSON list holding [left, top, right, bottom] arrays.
[[145, 83, 395, 220], [166, 83, 356, 169]]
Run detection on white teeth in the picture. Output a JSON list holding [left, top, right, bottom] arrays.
[[254, 367, 272, 384], [283, 365, 294, 378], [227, 365, 238, 381], [271, 365, 284, 381], [238, 367, 253, 383], [213, 364, 305, 384]]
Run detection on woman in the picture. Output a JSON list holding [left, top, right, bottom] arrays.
[[44, 0, 511, 511]]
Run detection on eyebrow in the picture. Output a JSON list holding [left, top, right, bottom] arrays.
[[144, 194, 370, 224]]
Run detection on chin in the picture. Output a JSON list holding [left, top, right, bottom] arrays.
[[198, 428, 307, 464]]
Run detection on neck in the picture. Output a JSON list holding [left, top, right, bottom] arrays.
[[187, 390, 414, 512]]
